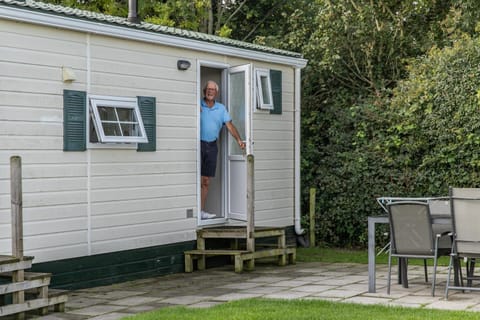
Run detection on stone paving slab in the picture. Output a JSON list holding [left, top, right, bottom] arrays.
[[11, 261, 480, 319], [89, 291, 146, 300], [108, 296, 162, 306], [68, 305, 127, 317], [88, 313, 133, 320]]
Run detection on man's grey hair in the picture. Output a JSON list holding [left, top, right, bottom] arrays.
[[203, 80, 219, 95]]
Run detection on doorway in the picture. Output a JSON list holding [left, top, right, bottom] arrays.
[[200, 66, 226, 221], [199, 63, 251, 223]]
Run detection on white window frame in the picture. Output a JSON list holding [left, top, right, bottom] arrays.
[[255, 68, 274, 110], [89, 95, 148, 144]]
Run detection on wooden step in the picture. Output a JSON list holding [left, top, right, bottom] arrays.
[[0, 271, 52, 280], [0, 277, 50, 295], [0, 297, 49, 317], [253, 247, 296, 266], [0, 255, 19, 264], [187, 226, 294, 273], [0, 290, 68, 317], [185, 249, 254, 273], [185, 249, 252, 256], [184, 247, 296, 273], [197, 226, 285, 239], [0, 269, 67, 317], [47, 289, 69, 312], [0, 256, 34, 273]]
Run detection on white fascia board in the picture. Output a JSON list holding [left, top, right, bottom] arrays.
[[0, 5, 308, 68]]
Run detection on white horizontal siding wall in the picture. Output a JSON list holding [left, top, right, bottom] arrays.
[[87, 35, 198, 255], [252, 66, 295, 227], [0, 21, 89, 262], [0, 17, 298, 263], [0, 20, 200, 262]]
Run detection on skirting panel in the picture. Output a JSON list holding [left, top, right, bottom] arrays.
[[30, 241, 196, 290]]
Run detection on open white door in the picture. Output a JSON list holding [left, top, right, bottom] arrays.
[[227, 64, 251, 221]]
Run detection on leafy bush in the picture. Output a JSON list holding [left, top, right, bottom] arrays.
[[305, 34, 480, 248], [386, 36, 480, 192]]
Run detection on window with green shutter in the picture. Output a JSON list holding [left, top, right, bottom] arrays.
[[64, 89, 86, 151], [63, 91, 156, 151]]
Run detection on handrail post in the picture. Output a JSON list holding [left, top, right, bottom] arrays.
[[11, 155, 25, 316], [11, 155, 23, 258], [246, 154, 255, 252]]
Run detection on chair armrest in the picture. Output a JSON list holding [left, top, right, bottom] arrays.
[[435, 231, 452, 238]]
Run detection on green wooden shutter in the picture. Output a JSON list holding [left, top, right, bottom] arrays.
[[270, 70, 282, 115], [63, 90, 86, 151], [137, 96, 156, 152]]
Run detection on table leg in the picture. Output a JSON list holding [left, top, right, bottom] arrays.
[[368, 217, 376, 293], [401, 258, 409, 288], [368, 216, 389, 293], [398, 258, 402, 284]]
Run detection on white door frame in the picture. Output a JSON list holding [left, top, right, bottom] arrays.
[[196, 61, 252, 225], [197, 61, 229, 226]]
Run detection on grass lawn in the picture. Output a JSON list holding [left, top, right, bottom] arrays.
[[296, 246, 371, 264], [122, 247, 460, 320], [122, 298, 477, 320], [296, 246, 450, 266]]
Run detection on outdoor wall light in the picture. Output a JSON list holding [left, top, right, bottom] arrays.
[[177, 59, 191, 71]]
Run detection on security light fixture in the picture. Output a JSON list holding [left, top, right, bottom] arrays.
[[177, 59, 191, 71]]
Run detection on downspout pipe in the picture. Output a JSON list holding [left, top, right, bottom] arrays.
[[294, 67, 305, 236]]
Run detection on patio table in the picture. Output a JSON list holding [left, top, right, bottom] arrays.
[[368, 197, 452, 293]]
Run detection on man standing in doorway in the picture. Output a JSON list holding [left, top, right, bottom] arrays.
[[201, 80, 246, 219]]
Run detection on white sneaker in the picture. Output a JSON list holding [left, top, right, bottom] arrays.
[[201, 210, 216, 219]]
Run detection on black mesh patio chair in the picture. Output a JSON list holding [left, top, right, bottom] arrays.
[[387, 201, 451, 296], [445, 187, 480, 299]]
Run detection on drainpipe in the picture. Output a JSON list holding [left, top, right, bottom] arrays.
[[294, 67, 305, 236], [127, 0, 140, 23]]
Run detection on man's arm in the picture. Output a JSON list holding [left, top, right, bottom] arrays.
[[225, 121, 246, 149]]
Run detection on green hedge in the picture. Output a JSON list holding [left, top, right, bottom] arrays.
[[302, 35, 480, 248]]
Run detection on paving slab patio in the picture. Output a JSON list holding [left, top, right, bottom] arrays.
[[6, 261, 480, 319]]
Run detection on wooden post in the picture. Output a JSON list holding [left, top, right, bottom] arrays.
[[309, 187, 316, 247], [246, 154, 255, 252], [11, 155, 25, 320], [11, 156, 23, 258]]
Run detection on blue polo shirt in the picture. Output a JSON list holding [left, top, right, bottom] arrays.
[[200, 99, 232, 142]]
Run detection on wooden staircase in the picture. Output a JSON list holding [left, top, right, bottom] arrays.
[[1, 157, 68, 319], [0, 255, 68, 319], [184, 226, 296, 273]]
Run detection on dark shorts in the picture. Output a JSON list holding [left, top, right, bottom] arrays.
[[201, 140, 218, 177]]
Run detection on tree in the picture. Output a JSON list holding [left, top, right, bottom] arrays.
[[141, 0, 297, 38], [43, 0, 127, 16], [43, 0, 298, 39], [385, 35, 480, 192], [289, 0, 472, 246]]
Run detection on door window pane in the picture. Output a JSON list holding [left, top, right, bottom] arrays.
[[229, 72, 246, 156]]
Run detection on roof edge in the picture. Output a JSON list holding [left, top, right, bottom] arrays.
[[0, 0, 307, 68]]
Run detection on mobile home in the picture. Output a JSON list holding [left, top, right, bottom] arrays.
[[0, 0, 307, 288]]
